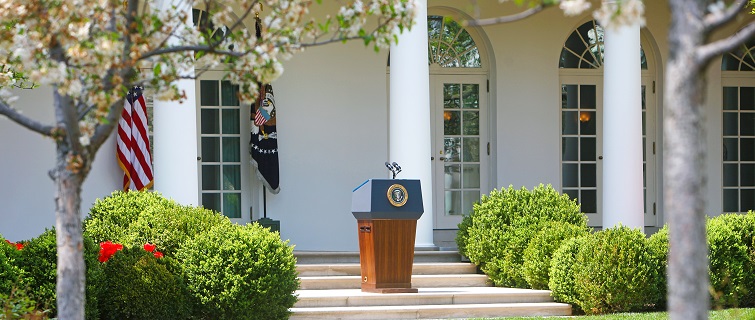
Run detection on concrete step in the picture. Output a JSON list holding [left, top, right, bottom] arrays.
[[299, 274, 490, 290], [294, 287, 557, 308], [294, 251, 462, 264], [289, 302, 572, 319], [296, 262, 477, 277]]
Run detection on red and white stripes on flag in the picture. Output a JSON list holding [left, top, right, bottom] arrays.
[[116, 87, 154, 191]]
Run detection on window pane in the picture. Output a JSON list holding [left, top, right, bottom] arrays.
[[580, 85, 596, 110], [222, 137, 240, 162], [444, 83, 460, 108], [581, 163, 596, 188], [741, 113, 755, 136], [223, 193, 241, 218], [444, 111, 461, 135], [562, 137, 578, 161], [580, 111, 596, 135], [444, 138, 461, 162], [742, 189, 755, 212], [201, 137, 220, 162], [221, 81, 239, 106], [223, 165, 241, 190], [562, 111, 579, 135], [741, 164, 754, 187], [462, 84, 479, 109], [724, 189, 739, 212], [445, 190, 461, 215], [562, 85, 578, 109], [463, 137, 480, 162], [724, 164, 739, 187], [222, 109, 240, 134], [462, 111, 479, 135], [444, 165, 460, 189], [723, 87, 738, 110], [202, 193, 221, 213], [200, 80, 219, 106], [741, 87, 754, 110], [581, 190, 597, 214], [581, 137, 596, 161], [202, 165, 220, 190], [562, 164, 578, 188], [462, 190, 480, 216], [741, 138, 754, 161], [723, 112, 738, 136], [564, 189, 579, 203], [462, 164, 480, 188], [201, 109, 220, 134]]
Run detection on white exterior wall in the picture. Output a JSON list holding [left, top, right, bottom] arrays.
[[2, 1, 753, 247], [0, 86, 121, 242]]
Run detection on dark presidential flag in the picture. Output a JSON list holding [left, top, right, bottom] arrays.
[[250, 83, 280, 193]]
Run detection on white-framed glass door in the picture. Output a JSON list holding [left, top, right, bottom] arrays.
[[432, 74, 488, 229], [560, 75, 603, 226], [559, 74, 657, 227], [196, 71, 252, 223]]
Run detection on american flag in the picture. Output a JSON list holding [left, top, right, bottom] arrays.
[[254, 84, 271, 126], [116, 87, 154, 191]]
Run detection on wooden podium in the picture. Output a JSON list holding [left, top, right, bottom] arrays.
[[351, 179, 423, 293]]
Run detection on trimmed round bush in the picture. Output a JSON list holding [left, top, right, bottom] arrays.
[[707, 216, 750, 308], [455, 213, 472, 258], [548, 236, 587, 309], [98, 246, 190, 320], [12, 228, 104, 320], [647, 225, 669, 308], [572, 226, 663, 314], [177, 223, 299, 320], [459, 184, 586, 287], [710, 212, 755, 306], [0, 234, 23, 296], [523, 221, 590, 289], [123, 205, 233, 256], [84, 190, 180, 244]]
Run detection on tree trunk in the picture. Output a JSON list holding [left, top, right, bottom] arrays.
[[54, 153, 86, 320], [665, 1, 709, 319]]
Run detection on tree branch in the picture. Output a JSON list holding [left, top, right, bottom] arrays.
[[88, 97, 124, 152], [703, 0, 749, 33], [0, 101, 56, 137], [696, 21, 755, 65], [465, 5, 546, 27]]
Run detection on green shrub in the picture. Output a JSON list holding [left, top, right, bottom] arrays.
[[573, 226, 664, 314], [84, 190, 180, 244], [707, 217, 750, 308], [456, 213, 472, 257], [12, 228, 104, 320], [459, 184, 586, 287], [0, 235, 23, 297], [548, 236, 587, 309], [1, 287, 50, 320], [123, 205, 233, 256], [711, 212, 755, 306], [522, 221, 590, 289], [177, 223, 299, 320], [98, 246, 190, 320], [647, 225, 669, 308]]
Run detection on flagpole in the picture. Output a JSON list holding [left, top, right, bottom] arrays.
[[262, 186, 267, 219]]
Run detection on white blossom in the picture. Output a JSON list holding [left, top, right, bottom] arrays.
[[593, 0, 646, 30], [559, 0, 591, 17]]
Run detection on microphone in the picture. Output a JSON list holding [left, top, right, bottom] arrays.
[[391, 162, 401, 172], [385, 161, 394, 171]]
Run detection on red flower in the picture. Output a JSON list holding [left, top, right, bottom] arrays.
[[5, 240, 22, 250], [98, 241, 123, 263], [153, 251, 164, 259], [143, 243, 156, 252]]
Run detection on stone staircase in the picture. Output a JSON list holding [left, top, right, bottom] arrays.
[[289, 251, 572, 319]]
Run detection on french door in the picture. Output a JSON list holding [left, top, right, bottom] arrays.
[[431, 74, 489, 229], [559, 74, 657, 227], [196, 71, 252, 223]]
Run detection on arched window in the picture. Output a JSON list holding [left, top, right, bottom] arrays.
[[559, 20, 647, 69], [427, 16, 481, 68], [722, 40, 755, 71]]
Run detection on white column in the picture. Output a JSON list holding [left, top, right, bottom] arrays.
[[602, 21, 643, 230], [153, 0, 199, 206], [390, 0, 434, 249]]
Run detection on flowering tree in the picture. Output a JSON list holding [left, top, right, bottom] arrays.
[[0, 0, 416, 318], [468, 0, 755, 319]]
